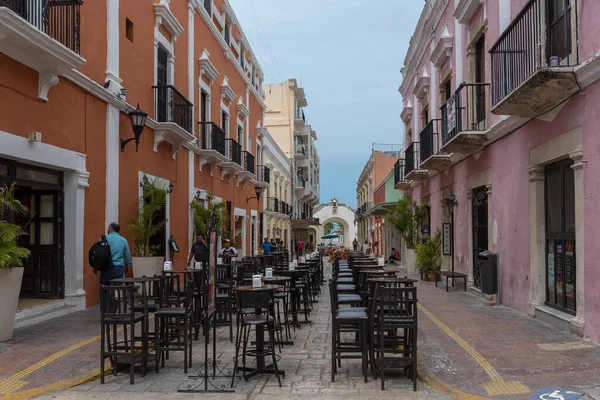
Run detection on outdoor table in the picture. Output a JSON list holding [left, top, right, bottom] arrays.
[[232, 284, 285, 379], [109, 277, 159, 284]]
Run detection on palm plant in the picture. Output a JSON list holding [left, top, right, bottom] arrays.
[[0, 183, 31, 269], [190, 193, 223, 237], [415, 230, 442, 273], [129, 176, 167, 257], [387, 196, 425, 249]]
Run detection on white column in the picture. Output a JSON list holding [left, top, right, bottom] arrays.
[[105, 104, 120, 226], [105, 0, 121, 92], [527, 166, 545, 316], [63, 169, 89, 310], [454, 19, 463, 87], [429, 61, 438, 119], [570, 151, 585, 335]]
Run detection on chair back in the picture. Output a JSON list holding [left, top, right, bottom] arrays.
[[372, 285, 417, 328], [216, 264, 232, 287], [155, 274, 182, 308], [236, 291, 270, 313], [184, 278, 196, 312], [100, 284, 142, 320], [328, 279, 339, 313], [236, 262, 255, 286]]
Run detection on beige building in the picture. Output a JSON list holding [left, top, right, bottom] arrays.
[[264, 79, 321, 251]]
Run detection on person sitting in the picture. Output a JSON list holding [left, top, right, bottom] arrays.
[[220, 239, 238, 264], [387, 247, 400, 264]]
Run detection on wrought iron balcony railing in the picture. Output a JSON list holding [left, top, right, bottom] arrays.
[[419, 119, 441, 162], [404, 142, 420, 176], [0, 0, 83, 53], [226, 138, 242, 165], [440, 83, 489, 146], [153, 85, 193, 133], [295, 175, 306, 188], [198, 122, 226, 156], [294, 109, 305, 122], [394, 159, 407, 185], [244, 151, 255, 174], [267, 197, 279, 213], [489, 0, 577, 106], [256, 165, 270, 183]]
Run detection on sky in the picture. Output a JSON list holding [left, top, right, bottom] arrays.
[[229, 0, 423, 207]]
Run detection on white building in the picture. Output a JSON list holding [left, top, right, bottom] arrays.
[[313, 199, 356, 249], [260, 129, 292, 252]]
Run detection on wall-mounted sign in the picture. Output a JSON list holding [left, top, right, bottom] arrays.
[[443, 223, 452, 255], [446, 96, 456, 135]]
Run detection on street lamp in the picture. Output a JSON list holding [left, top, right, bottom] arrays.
[[246, 185, 264, 202], [121, 104, 148, 152]]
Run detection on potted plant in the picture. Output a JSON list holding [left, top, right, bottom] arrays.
[[387, 196, 425, 249], [0, 183, 31, 341], [415, 231, 442, 281], [129, 176, 167, 277]]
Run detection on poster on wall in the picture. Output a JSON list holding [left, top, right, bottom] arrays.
[[207, 231, 216, 317], [443, 223, 452, 255], [446, 96, 456, 135]]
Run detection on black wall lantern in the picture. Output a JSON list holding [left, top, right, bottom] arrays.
[[167, 182, 174, 194], [246, 185, 263, 202], [121, 103, 148, 152]]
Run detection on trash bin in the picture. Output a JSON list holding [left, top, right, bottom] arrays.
[[478, 250, 498, 294]]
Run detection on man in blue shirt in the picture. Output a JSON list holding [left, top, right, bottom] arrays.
[[260, 237, 272, 254], [96, 223, 132, 309]]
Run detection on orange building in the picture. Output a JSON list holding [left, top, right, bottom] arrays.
[[0, 0, 270, 324]]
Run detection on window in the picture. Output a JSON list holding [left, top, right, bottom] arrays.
[[126, 18, 134, 43], [444, 79, 452, 101], [237, 124, 243, 148], [203, 0, 211, 14], [156, 46, 169, 122], [475, 36, 486, 125], [421, 107, 429, 129], [221, 111, 229, 136], [224, 24, 230, 45], [548, 0, 572, 63], [545, 159, 576, 313], [240, 46, 245, 69]]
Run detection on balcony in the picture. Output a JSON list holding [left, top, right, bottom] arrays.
[[294, 109, 306, 127], [0, 0, 85, 100], [394, 159, 411, 191], [220, 139, 243, 182], [267, 197, 280, 213], [294, 174, 307, 194], [490, 0, 579, 118], [440, 83, 490, 154], [404, 142, 428, 182], [152, 85, 195, 160], [255, 165, 270, 188], [419, 119, 452, 171], [196, 122, 227, 174], [236, 150, 255, 187]]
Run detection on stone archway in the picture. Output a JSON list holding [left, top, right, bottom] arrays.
[[318, 216, 352, 248]]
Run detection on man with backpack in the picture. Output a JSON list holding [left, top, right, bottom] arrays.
[[90, 222, 132, 311]]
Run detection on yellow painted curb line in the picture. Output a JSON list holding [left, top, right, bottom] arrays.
[[2, 366, 109, 400], [417, 355, 488, 400]]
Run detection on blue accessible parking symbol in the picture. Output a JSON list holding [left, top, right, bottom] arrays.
[[529, 388, 585, 400]]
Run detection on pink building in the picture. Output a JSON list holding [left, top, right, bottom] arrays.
[[398, 0, 600, 341]]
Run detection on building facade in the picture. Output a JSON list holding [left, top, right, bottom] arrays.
[[355, 148, 401, 252], [263, 79, 321, 251], [0, 0, 273, 323], [260, 129, 292, 253], [398, 0, 600, 340], [313, 199, 356, 249], [368, 171, 404, 259]]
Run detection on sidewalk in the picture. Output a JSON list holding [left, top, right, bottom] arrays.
[[416, 275, 600, 399]]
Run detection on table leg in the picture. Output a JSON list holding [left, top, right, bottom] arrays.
[[464, 277, 467, 292], [446, 276, 449, 292]]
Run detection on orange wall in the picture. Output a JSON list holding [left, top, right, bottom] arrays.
[[373, 152, 399, 189]]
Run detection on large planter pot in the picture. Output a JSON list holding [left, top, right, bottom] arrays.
[[425, 270, 437, 281], [0, 268, 24, 342], [132, 257, 164, 277]]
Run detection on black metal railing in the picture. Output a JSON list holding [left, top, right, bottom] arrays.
[[295, 143, 306, 157], [294, 109, 305, 122], [440, 83, 489, 146], [404, 142, 420, 176], [490, 0, 576, 105], [267, 197, 279, 213], [419, 119, 441, 162], [153, 85, 193, 133], [1, 0, 82, 53], [301, 212, 307, 220], [226, 139, 242, 165], [198, 122, 226, 156], [244, 152, 255, 174], [256, 165, 270, 183], [394, 159, 407, 185], [203, 0, 211, 14], [295, 175, 306, 188]]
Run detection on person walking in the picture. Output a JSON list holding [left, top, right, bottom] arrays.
[[95, 222, 131, 311], [220, 239, 238, 264], [352, 238, 358, 251], [261, 237, 272, 254], [187, 234, 209, 269], [297, 239, 305, 256]]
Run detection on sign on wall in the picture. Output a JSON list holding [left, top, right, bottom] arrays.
[[443, 223, 452, 255], [446, 96, 456, 134]]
